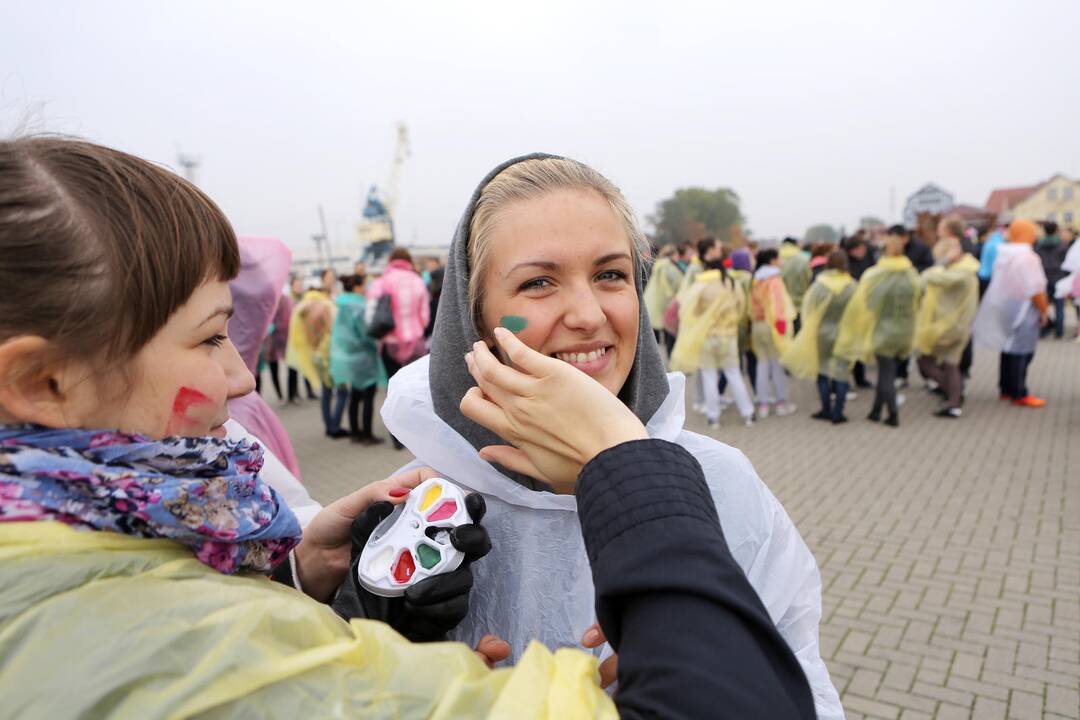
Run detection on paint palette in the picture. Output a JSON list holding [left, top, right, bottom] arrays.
[[357, 478, 469, 597]]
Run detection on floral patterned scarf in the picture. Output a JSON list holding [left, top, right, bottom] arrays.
[[0, 425, 301, 574]]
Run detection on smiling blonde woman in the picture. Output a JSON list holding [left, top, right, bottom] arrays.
[[381, 153, 844, 719]]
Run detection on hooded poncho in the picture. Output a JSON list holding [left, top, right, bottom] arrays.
[[380, 154, 843, 718], [643, 255, 684, 331]]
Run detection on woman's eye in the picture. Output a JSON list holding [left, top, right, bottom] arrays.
[[596, 269, 628, 283], [203, 334, 227, 348], [519, 278, 552, 292]]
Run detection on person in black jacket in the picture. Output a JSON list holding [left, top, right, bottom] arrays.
[[899, 224, 934, 272], [461, 326, 817, 719]]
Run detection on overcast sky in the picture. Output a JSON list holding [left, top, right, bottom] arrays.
[[3, 1, 1077, 258]]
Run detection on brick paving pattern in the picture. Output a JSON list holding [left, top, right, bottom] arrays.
[[274, 335, 1080, 720]]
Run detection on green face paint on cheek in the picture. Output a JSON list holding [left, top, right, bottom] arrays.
[[499, 315, 528, 333]]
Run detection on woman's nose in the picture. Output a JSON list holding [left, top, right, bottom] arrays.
[[561, 284, 607, 333], [223, 339, 257, 399]]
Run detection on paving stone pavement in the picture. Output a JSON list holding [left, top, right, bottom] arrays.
[[272, 334, 1079, 720]]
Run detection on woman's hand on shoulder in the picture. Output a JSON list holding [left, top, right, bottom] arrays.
[[460, 327, 647, 493], [294, 467, 437, 602]]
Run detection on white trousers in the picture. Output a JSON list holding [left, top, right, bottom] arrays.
[[701, 367, 755, 421], [756, 358, 788, 405]]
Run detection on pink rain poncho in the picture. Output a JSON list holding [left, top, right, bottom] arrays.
[[227, 236, 302, 480], [368, 259, 430, 365]]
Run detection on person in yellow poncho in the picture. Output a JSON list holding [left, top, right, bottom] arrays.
[[833, 233, 921, 427], [717, 247, 759, 400], [643, 244, 684, 356], [287, 285, 350, 438], [914, 237, 981, 419], [670, 261, 756, 427], [779, 238, 812, 332], [780, 251, 856, 424], [675, 238, 722, 416], [750, 248, 797, 418]]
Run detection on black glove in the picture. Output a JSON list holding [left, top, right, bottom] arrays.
[[331, 493, 491, 642]]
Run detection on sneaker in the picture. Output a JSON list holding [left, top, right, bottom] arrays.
[[718, 396, 733, 407], [896, 393, 906, 407], [325, 429, 350, 439], [743, 417, 755, 427], [1012, 396, 1046, 408], [884, 415, 899, 427], [811, 410, 832, 421], [693, 402, 707, 416], [775, 402, 797, 417], [831, 415, 849, 425], [706, 417, 721, 429], [925, 380, 940, 392], [935, 407, 962, 419], [867, 410, 881, 422], [847, 391, 859, 401], [757, 404, 770, 419]]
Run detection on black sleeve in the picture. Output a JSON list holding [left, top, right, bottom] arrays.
[[576, 439, 816, 720]]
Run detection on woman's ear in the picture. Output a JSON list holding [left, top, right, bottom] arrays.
[[0, 336, 89, 429]]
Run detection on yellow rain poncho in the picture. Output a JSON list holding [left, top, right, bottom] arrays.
[[285, 289, 334, 389], [833, 256, 921, 364], [674, 256, 704, 300], [728, 268, 753, 353], [0, 522, 615, 719], [779, 244, 812, 310], [643, 256, 684, 330], [669, 270, 745, 373], [913, 254, 980, 363], [750, 268, 796, 360], [780, 270, 855, 381]]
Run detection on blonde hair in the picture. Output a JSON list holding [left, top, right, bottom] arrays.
[[467, 157, 647, 333]]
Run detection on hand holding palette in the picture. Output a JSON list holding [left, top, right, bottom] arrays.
[[357, 478, 470, 597]]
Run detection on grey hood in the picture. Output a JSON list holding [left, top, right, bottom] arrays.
[[428, 153, 669, 490]]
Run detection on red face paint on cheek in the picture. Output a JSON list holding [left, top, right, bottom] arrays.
[[164, 387, 212, 436]]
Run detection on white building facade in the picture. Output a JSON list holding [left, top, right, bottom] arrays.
[[903, 183, 955, 228]]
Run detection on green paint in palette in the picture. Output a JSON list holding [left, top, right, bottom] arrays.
[[500, 315, 528, 333]]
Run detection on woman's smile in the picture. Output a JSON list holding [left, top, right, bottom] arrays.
[[551, 343, 614, 376]]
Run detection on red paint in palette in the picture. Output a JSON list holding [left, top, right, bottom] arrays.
[[164, 387, 212, 436]]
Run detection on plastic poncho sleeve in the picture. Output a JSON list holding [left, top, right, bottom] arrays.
[[779, 282, 832, 380], [913, 255, 980, 357], [0, 522, 616, 720], [835, 258, 921, 364]]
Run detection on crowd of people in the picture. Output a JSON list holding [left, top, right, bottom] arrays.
[[1, 139, 847, 717], [645, 216, 1079, 428], [2, 134, 1075, 716], [257, 251, 445, 451]]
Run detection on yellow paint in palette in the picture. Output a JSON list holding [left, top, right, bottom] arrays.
[[419, 483, 442, 512]]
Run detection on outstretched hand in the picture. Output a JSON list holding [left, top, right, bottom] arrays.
[[460, 326, 647, 492], [294, 468, 434, 602]]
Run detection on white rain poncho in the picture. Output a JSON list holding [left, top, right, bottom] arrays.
[[383, 357, 844, 719], [393, 153, 844, 719], [973, 243, 1047, 355]]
